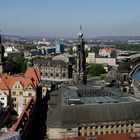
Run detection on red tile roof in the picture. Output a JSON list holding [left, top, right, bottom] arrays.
[[25, 67, 40, 87], [100, 48, 116, 53], [62, 133, 135, 140], [0, 67, 40, 92]]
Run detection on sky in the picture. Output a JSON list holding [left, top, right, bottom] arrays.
[[1, 0, 140, 38]]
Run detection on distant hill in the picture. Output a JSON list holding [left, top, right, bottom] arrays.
[[2, 34, 140, 42], [94, 36, 140, 41]]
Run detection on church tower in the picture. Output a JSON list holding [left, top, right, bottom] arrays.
[[0, 32, 5, 73], [74, 26, 87, 84]]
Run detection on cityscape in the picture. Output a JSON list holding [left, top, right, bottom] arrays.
[[1, 0, 140, 140]]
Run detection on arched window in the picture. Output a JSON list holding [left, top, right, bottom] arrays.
[[50, 73, 53, 77], [63, 73, 66, 78], [56, 73, 59, 77]]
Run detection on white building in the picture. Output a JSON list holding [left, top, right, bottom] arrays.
[[0, 90, 8, 108], [86, 52, 116, 66]]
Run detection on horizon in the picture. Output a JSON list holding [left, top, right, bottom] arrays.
[[1, 0, 140, 38]]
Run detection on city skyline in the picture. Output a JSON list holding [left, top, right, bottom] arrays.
[[1, 0, 140, 38]]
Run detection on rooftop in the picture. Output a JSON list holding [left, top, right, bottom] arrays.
[[47, 85, 140, 128], [62, 85, 139, 106]]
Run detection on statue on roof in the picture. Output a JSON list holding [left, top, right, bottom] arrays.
[[78, 25, 83, 39], [27, 52, 33, 67]]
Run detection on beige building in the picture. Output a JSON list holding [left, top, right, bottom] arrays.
[[86, 52, 116, 66], [53, 53, 75, 64], [0, 67, 40, 116], [34, 58, 73, 81]]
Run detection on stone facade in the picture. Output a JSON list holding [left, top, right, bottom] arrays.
[[34, 58, 73, 81], [48, 123, 138, 139]]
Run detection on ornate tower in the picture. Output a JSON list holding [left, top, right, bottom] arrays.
[[75, 26, 87, 84], [0, 32, 5, 73]]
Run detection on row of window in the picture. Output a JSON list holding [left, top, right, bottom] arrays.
[[81, 129, 133, 136], [41, 67, 66, 71], [14, 85, 21, 89], [41, 72, 66, 77], [12, 92, 23, 95], [12, 93, 33, 101], [78, 124, 134, 130], [12, 92, 33, 96]]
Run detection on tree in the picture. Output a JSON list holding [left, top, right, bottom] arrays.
[[88, 63, 106, 76], [6, 56, 27, 74]]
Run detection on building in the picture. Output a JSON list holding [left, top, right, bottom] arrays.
[[86, 53, 116, 66], [99, 48, 116, 58], [55, 44, 65, 54], [0, 67, 40, 116], [0, 90, 8, 108], [53, 53, 75, 65], [34, 58, 73, 81], [47, 85, 140, 139], [0, 131, 21, 140], [37, 43, 65, 56]]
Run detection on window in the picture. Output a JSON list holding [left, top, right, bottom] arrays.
[[28, 93, 32, 96], [19, 92, 23, 95], [56, 73, 59, 77], [12, 92, 16, 95], [63, 73, 66, 78], [67, 128, 71, 131], [28, 86, 32, 90], [18, 86, 20, 88], [46, 73, 48, 76], [23, 99, 26, 104], [13, 104, 16, 107], [50, 73, 53, 77], [1, 98, 4, 100], [15, 86, 17, 88], [12, 98, 16, 101]]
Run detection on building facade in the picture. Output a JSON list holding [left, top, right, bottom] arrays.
[[0, 67, 40, 116], [86, 53, 116, 66], [34, 58, 73, 81], [0, 90, 8, 108]]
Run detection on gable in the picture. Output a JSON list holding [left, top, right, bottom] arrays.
[[12, 80, 23, 89]]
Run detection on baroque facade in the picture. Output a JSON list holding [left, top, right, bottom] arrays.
[[34, 58, 73, 81]]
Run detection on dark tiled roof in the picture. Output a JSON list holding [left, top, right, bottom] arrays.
[[34, 58, 67, 67]]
